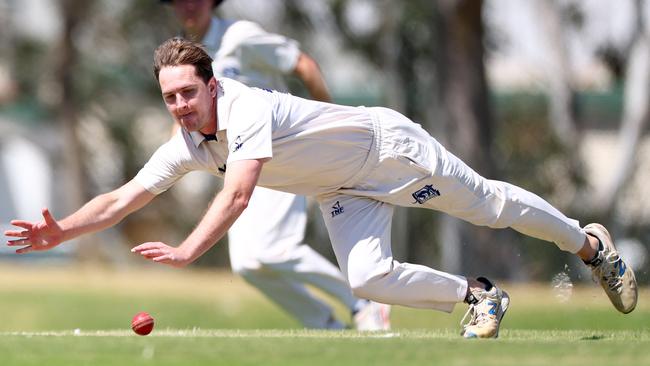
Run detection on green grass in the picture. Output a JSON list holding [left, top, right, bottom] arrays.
[[0, 265, 648, 365], [1, 329, 648, 366]]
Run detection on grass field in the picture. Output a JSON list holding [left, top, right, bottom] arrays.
[[0, 264, 648, 365]]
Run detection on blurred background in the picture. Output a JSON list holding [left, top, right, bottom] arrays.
[[0, 0, 648, 286]]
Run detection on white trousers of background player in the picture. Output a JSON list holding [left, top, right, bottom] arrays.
[[228, 186, 359, 328], [318, 107, 587, 313]]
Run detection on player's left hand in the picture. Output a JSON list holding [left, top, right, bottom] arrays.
[[5, 208, 64, 254], [131, 242, 192, 268]]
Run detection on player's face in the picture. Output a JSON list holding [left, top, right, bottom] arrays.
[[172, 0, 213, 32], [159, 64, 217, 133]]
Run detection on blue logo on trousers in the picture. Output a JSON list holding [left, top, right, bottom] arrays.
[[412, 184, 440, 204], [331, 201, 344, 218]]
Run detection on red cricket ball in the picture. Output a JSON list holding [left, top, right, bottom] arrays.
[[131, 311, 155, 336]]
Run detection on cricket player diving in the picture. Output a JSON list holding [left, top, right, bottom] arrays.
[[160, 0, 390, 331], [5, 38, 637, 338]]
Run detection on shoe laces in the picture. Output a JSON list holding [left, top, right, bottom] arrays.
[[460, 292, 495, 329], [460, 304, 477, 329], [593, 251, 624, 293]]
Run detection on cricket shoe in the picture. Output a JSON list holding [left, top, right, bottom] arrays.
[[460, 277, 510, 339], [584, 223, 638, 314], [353, 300, 391, 331]]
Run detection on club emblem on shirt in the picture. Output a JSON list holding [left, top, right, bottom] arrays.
[[231, 136, 243, 152], [330, 201, 344, 218], [411, 184, 440, 204]]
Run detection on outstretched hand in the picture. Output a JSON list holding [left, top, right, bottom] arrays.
[[131, 242, 192, 268], [5, 208, 64, 254]]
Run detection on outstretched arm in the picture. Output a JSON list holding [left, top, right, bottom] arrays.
[[132, 158, 265, 267], [293, 52, 332, 103], [5, 179, 155, 254]]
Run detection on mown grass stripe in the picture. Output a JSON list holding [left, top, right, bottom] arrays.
[[2, 328, 648, 341]]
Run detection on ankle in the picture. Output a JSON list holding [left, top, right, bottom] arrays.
[[578, 234, 602, 262], [465, 277, 492, 304], [578, 234, 603, 265]]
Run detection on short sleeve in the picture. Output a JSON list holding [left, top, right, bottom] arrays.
[[133, 134, 195, 195]]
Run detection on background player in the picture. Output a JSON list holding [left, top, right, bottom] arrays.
[[160, 0, 390, 331]]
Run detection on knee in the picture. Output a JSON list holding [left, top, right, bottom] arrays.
[[348, 276, 386, 301], [480, 181, 528, 229], [347, 267, 389, 301], [345, 250, 393, 300], [462, 181, 511, 228]]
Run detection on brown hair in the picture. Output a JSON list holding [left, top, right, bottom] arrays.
[[153, 37, 214, 83]]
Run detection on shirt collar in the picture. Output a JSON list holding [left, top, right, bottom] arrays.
[[189, 131, 208, 147], [188, 130, 226, 148]]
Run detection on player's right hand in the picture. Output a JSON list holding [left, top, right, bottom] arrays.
[[4, 208, 64, 254], [131, 241, 193, 268]]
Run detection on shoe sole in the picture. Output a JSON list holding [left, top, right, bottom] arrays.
[[495, 291, 510, 338]]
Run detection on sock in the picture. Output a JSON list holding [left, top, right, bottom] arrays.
[[583, 234, 604, 266], [465, 292, 479, 305], [464, 277, 493, 304]]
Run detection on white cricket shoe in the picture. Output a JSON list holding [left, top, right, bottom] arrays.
[[584, 223, 638, 314], [353, 300, 391, 331], [461, 278, 510, 339]]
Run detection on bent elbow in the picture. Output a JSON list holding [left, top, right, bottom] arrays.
[[231, 191, 252, 214], [240, 193, 253, 211]]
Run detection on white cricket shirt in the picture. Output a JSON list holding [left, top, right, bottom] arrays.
[[135, 78, 376, 196]]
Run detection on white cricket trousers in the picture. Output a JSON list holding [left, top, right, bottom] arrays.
[[228, 186, 358, 328], [317, 107, 587, 313]]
